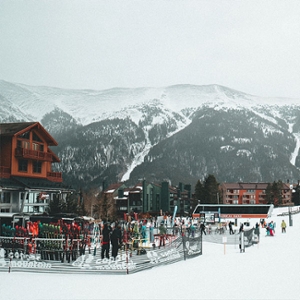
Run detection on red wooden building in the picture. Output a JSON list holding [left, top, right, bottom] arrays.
[[0, 122, 74, 213]]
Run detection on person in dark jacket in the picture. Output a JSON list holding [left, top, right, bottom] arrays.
[[200, 223, 206, 235], [239, 222, 244, 233], [101, 223, 111, 259], [158, 222, 167, 247], [228, 221, 234, 235], [111, 224, 122, 260]]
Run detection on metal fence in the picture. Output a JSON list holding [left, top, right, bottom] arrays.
[[0, 229, 202, 275]]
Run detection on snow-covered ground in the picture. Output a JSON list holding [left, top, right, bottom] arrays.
[[0, 206, 299, 300]]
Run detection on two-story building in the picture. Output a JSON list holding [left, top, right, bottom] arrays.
[[0, 122, 74, 213]]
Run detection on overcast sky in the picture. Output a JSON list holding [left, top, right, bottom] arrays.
[[1, 0, 300, 98]]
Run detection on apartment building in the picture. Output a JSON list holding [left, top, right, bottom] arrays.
[[220, 182, 293, 206]]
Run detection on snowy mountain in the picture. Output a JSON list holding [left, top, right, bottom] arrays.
[[1, 79, 300, 190]]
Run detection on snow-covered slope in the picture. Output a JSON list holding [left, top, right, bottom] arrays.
[[0, 80, 298, 126]]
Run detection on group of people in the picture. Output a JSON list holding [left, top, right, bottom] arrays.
[[262, 219, 287, 236], [101, 222, 122, 260], [99, 216, 289, 258]]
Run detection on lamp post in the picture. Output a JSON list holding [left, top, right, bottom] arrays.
[[288, 206, 293, 226], [289, 183, 293, 226]]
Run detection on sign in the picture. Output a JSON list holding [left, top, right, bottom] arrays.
[[220, 214, 268, 219]]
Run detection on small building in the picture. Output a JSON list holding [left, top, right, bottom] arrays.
[[0, 122, 74, 213]]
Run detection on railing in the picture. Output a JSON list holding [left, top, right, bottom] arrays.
[[15, 148, 52, 161], [0, 166, 11, 178], [47, 171, 62, 182]]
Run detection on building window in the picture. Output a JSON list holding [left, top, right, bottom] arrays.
[[33, 132, 42, 142], [32, 143, 39, 151], [0, 192, 11, 203], [33, 161, 42, 173], [19, 131, 30, 139], [18, 159, 28, 172], [17, 140, 30, 149]]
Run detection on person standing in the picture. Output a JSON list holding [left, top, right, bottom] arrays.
[[141, 221, 147, 244], [239, 222, 244, 233], [149, 221, 154, 244], [200, 223, 206, 235], [228, 221, 234, 235], [281, 220, 287, 233], [158, 221, 167, 247], [101, 223, 111, 259], [111, 224, 122, 260], [269, 221, 275, 236]]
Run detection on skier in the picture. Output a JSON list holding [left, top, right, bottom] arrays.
[[269, 221, 275, 236], [281, 220, 287, 233]]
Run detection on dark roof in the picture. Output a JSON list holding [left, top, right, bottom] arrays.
[[221, 182, 291, 190], [0, 176, 74, 192], [0, 122, 36, 136], [0, 122, 58, 146], [0, 177, 24, 189], [104, 182, 126, 193]]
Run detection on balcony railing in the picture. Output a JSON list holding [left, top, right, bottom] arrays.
[[47, 171, 63, 182], [0, 166, 11, 178], [15, 148, 52, 161]]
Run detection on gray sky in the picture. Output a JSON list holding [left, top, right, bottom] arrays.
[[1, 0, 300, 98]]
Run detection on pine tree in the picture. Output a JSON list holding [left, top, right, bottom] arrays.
[[194, 180, 204, 202], [272, 180, 283, 206], [265, 183, 273, 204], [49, 194, 63, 214], [203, 175, 219, 204], [265, 181, 283, 206]]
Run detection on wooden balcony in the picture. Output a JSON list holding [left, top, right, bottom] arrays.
[[47, 171, 63, 182], [15, 148, 52, 161], [0, 166, 11, 178]]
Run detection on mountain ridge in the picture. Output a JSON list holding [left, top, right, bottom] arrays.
[[1, 79, 300, 190]]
